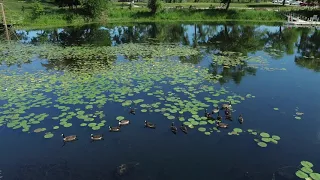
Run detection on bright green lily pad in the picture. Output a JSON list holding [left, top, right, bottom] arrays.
[[53, 126, 59, 130], [116, 116, 125, 121], [92, 126, 100, 130], [273, 108, 279, 111], [272, 135, 281, 140], [63, 123, 72, 128], [260, 132, 270, 138], [80, 123, 87, 126], [198, 127, 206, 132], [301, 167, 313, 174], [261, 137, 271, 142], [310, 173, 320, 180], [257, 142, 267, 147], [296, 170, 309, 179], [301, 161, 313, 168], [233, 128, 243, 133], [44, 132, 54, 139]]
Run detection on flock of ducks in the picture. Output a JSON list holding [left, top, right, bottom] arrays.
[[60, 102, 244, 146]]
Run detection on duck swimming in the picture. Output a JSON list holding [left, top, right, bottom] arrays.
[[225, 108, 230, 115], [61, 134, 77, 146], [180, 124, 188, 134], [222, 101, 232, 109], [144, 120, 156, 129], [119, 120, 130, 126], [109, 125, 121, 132], [216, 122, 228, 128], [129, 107, 135, 115], [170, 122, 178, 134], [212, 106, 219, 114], [217, 112, 222, 121], [205, 109, 213, 119], [238, 114, 244, 124], [90, 134, 103, 141], [226, 114, 232, 121]]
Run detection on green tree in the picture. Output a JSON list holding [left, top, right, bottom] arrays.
[[31, 1, 45, 19], [80, 0, 108, 19], [148, 0, 163, 14]]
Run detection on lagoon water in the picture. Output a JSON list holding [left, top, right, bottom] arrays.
[[0, 23, 320, 180]]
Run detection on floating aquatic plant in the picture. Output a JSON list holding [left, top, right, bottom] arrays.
[[34, 128, 46, 133], [296, 160, 320, 180], [44, 132, 54, 139]]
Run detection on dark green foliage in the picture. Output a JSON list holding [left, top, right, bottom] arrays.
[[31, 1, 45, 19], [80, 0, 108, 19], [148, 0, 163, 14]]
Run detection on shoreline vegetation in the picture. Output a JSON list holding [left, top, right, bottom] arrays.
[[3, 0, 320, 29]]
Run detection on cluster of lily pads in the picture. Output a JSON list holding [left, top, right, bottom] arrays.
[[246, 129, 280, 148], [0, 59, 254, 139], [0, 42, 200, 66], [212, 51, 247, 68], [0, 41, 285, 147], [212, 51, 280, 72], [296, 161, 320, 180], [264, 48, 285, 59]]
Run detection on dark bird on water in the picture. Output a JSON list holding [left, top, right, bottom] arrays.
[[129, 107, 135, 115], [170, 122, 178, 134], [109, 125, 121, 132], [238, 114, 244, 124], [217, 112, 222, 121], [180, 124, 188, 134], [216, 122, 228, 129], [61, 133, 77, 147], [144, 120, 156, 129], [90, 134, 103, 142]]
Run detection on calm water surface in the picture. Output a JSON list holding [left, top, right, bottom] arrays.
[[1, 23, 320, 180]]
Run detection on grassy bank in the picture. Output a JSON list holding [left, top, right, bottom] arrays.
[[108, 8, 284, 22], [11, 8, 286, 29], [3, 1, 314, 29]]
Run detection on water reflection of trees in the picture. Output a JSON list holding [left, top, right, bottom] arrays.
[[295, 29, 320, 72], [8, 23, 320, 75]]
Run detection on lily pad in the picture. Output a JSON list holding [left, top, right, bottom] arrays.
[[34, 128, 46, 133], [80, 123, 87, 126], [301, 161, 313, 168], [273, 108, 279, 111], [310, 173, 320, 180], [44, 132, 54, 139], [271, 135, 281, 140], [257, 142, 267, 148], [116, 116, 125, 121], [261, 138, 271, 142], [301, 167, 313, 174], [198, 127, 206, 132], [296, 170, 309, 179], [260, 132, 270, 138], [53, 126, 59, 130], [233, 128, 243, 133], [63, 123, 72, 128]]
